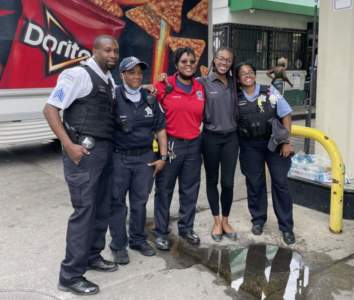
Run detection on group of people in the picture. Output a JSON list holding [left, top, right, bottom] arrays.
[[43, 35, 295, 296]]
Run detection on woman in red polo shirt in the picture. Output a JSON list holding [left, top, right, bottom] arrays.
[[152, 47, 205, 250]]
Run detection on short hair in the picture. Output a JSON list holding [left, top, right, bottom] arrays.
[[93, 35, 117, 49], [171, 47, 195, 66], [235, 62, 257, 80], [277, 57, 286, 67]]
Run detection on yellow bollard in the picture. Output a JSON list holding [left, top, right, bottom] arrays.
[[291, 125, 344, 233]]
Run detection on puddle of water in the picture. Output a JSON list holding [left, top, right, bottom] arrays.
[[145, 221, 310, 299], [229, 245, 309, 300]]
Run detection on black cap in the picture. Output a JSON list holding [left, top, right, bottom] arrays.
[[119, 56, 148, 73], [268, 119, 289, 152]]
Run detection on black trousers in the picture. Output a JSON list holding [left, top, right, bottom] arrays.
[[239, 138, 293, 231], [201, 129, 239, 216], [109, 150, 155, 250], [152, 135, 202, 238], [59, 140, 113, 285]]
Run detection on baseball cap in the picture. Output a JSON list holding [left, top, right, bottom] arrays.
[[119, 56, 148, 73], [268, 118, 289, 152]]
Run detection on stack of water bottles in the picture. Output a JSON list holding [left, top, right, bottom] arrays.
[[288, 151, 332, 182]]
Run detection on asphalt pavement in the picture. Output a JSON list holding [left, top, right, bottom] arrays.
[[1, 107, 354, 300]]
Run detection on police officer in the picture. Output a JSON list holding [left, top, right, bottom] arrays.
[[236, 62, 295, 245], [109, 57, 167, 264], [153, 47, 205, 250], [43, 35, 119, 296]]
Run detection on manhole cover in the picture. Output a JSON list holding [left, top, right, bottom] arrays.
[[0, 290, 60, 300]]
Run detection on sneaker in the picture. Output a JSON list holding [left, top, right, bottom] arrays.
[[112, 249, 130, 264], [129, 241, 156, 256]]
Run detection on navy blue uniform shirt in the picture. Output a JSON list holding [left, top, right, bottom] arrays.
[[113, 85, 166, 149]]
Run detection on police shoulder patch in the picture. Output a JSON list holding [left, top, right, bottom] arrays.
[[53, 87, 65, 102], [63, 72, 77, 84]]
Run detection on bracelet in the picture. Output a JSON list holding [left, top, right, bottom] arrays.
[[283, 139, 290, 144]]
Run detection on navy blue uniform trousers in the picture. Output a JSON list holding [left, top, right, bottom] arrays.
[[153, 135, 202, 238], [109, 150, 155, 250], [239, 138, 293, 231], [60, 140, 113, 285]]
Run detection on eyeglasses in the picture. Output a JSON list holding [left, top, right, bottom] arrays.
[[180, 59, 196, 65], [240, 71, 255, 77], [215, 56, 233, 64]]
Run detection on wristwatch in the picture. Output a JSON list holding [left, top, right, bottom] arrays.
[[159, 155, 168, 161], [282, 139, 290, 144]]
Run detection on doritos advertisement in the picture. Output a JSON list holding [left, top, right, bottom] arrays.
[[0, 0, 209, 89]]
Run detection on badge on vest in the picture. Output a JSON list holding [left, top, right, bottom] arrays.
[[145, 107, 153, 117], [78, 135, 95, 150], [258, 94, 266, 102], [98, 86, 107, 94]]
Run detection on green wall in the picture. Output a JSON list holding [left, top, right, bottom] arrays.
[[228, 0, 320, 16]]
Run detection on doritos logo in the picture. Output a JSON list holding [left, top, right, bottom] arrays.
[[20, 4, 90, 75], [0, 0, 125, 89]]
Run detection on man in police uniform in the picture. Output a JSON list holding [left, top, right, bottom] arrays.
[[43, 35, 119, 296], [109, 56, 167, 264]]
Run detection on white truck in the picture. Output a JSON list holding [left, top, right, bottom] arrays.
[[0, 0, 209, 144]]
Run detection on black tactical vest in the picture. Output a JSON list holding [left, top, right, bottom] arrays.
[[238, 85, 277, 140], [63, 66, 116, 141]]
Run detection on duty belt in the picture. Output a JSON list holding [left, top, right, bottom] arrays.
[[113, 146, 151, 156], [167, 135, 198, 142]]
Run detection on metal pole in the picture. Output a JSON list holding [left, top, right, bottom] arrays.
[[304, 0, 318, 154], [292, 125, 344, 233]]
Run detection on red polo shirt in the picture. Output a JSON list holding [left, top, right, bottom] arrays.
[[154, 73, 205, 139]]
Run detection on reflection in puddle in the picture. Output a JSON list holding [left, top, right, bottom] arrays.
[[146, 222, 310, 299], [230, 245, 309, 299]]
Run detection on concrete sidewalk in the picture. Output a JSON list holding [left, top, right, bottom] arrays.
[[1, 124, 353, 300]]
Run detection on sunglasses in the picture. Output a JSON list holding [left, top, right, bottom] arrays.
[[180, 59, 196, 65]]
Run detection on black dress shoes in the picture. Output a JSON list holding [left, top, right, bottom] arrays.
[[129, 241, 156, 256], [211, 230, 222, 242], [57, 278, 99, 295], [283, 231, 295, 244], [252, 224, 263, 235], [178, 230, 200, 245], [112, 249, 130, 265], [87, 259, 118, 272], [223, 230, 237, 241], [155, 237, 170, 250]]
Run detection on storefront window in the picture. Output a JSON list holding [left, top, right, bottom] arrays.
[[213, 24, 306, 70]]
